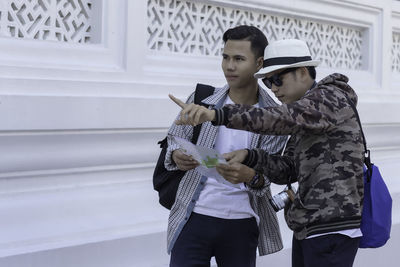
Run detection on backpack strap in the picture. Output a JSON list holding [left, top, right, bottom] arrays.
[[157, 84, 215, 148], [191, 83, 215, 144], [345, 95, 372, 180]]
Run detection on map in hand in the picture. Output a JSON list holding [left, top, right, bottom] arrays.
[[171, 136, 240, 188]]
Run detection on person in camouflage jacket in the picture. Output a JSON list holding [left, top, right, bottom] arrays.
[[169, 39, 364, 267], [217, 72, 364, 240]]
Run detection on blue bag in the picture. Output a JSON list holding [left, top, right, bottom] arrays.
[[346, 96, 392, 248], [359, 163, 392, 248]]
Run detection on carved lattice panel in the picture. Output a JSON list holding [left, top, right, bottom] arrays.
[[147, 0, 364, 70], [0, 0, 93, 43], [393, 32, 400, 73]]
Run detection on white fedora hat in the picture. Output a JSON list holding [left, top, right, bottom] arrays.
[[254, 39, 320, 79]]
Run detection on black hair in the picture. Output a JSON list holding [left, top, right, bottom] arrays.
[[306, 66, 316, 79], [222, 25, 268, 58], [285, 67, 316, 80]]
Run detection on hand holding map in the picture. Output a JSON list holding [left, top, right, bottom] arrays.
[[171, 136, 240, 188]]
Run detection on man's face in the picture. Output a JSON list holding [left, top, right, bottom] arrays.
[[262, 68, 306, 104], [221, 40, 262, 89]]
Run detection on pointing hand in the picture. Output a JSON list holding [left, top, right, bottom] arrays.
[[169, 94, 216, 126]]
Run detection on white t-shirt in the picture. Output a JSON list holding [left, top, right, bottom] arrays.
[[193, 96, 260, 223], [306, 228, 362, 239]]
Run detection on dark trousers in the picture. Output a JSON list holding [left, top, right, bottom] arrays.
[[170, 212, 259, 267], [292, 234, 360, 267]]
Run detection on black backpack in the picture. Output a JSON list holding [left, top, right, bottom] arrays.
[[153, 84, 215, 209]]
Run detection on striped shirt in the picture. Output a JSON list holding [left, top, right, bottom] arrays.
[[165, 84, 288, 255]]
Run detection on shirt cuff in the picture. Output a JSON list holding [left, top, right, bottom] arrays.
[[164, 142, 180, 171], [211, 106, 229, 126], [242, 149, 258, 168]]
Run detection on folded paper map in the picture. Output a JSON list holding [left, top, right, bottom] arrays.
[[171, 136, 240, 188]]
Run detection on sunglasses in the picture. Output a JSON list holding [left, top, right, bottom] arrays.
[[262, 68, 298, 89]]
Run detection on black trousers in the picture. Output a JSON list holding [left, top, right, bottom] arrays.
[[292, 234, 360, 267], [170, 212, 259, 267]]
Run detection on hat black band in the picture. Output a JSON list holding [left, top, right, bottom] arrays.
[[263, 56, 312, 68]]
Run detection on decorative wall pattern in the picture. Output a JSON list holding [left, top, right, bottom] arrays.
[[0, 0, 93, 43], [393, 32, 400, 73], [147, 0, 364, 70]]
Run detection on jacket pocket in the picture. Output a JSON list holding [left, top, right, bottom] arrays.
[[294, 193, 320, 210]]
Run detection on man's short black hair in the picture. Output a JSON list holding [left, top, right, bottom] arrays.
[[306, 66, 316, 79], [289, 67, 316, 80], [223, 25, 268, 58]]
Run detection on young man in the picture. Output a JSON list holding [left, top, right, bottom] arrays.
[[165, 26, 287, 267], [170, 39, 364, 267]]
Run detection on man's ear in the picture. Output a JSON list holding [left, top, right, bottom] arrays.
[[298, 67, 308, 80], [256, 56, 264, 71]]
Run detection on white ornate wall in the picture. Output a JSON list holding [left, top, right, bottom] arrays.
[[0, 0, 398, 266]]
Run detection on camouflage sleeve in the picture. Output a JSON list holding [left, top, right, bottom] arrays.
[[256, 136, 297, 185], [245, 135, 288, 196], [165, 92, 195, 171], [213, 89, 339, 136], [244, 136, 297, 187]]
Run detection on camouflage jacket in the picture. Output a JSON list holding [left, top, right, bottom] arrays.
[[213, 73, 364, 239]]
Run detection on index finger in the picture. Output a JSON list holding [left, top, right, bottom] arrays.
[[169, 94, 187, 109], [175, 150, 194, 160], [216, 163, 231, 170], [222, 152, 234, 161]]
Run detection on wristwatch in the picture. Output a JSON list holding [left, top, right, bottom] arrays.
[[248, 173, 261, 188]]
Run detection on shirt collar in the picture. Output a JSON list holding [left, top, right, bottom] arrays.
[[201, 84, 279, 109]]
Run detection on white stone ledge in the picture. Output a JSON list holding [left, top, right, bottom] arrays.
[[0, 178, 169, 258], [0, 163, 154, 195], [0, 94, 399, 132], [0, 130, 166, 173]]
